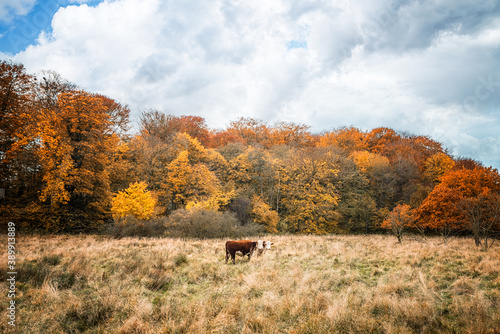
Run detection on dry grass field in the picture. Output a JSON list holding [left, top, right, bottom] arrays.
[[0, 234, 499, 333]]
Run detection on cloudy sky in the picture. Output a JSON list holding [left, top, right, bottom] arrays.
[[1, 0, 499, 169]]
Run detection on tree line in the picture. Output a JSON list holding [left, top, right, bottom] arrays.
[[1, 60, 499, 245]]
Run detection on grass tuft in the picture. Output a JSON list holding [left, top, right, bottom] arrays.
[[174, 253, 188, 267]]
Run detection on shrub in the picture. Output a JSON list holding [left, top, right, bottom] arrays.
[[104, 216, 167, 238], [164, 208, 264, 239], [105, 208, 264, 238]]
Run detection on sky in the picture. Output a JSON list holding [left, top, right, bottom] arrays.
[[1, 0, 499, 169]]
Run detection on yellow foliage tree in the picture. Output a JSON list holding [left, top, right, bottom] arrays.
[[280, 151, 340, 234], [350, 150, 390, 174], [164, 150, 220, 211], [228, 151, 253, 184], [31, 91, 129, 231], [186, 188, 235, 211], [111, 182, 156, 220], [423, 152, 455, 183], [108, 141, 136, 192], [251, 196, 278, 233], [227, 146, 278, 206], [171, 132, 210, 164]]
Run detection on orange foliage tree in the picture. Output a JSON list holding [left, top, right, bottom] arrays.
[[0, 61, 39, 226], [140, 110, 211, 146], [317, 127, 367, 153], [34, 91, 129, 231], [381, 204, 415, 243], [365, 127, 400, 156], [416, 166, 500, 245], [208, 130, 245, 148], [0, 61, 35, 160], [268, 121, 313, 147], [365, 128, 444, 169], [226, 117, 270, 147], [415, 186, 464, 243]]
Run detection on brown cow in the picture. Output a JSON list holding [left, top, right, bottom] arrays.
[[225, 240, 259, 264]]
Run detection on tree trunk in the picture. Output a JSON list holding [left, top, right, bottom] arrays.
[[474, 234, 481, 247]]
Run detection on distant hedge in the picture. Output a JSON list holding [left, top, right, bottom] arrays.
[[105, 208, 264, 239]]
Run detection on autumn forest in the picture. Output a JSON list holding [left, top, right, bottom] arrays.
[[1, 60, 499, 246]]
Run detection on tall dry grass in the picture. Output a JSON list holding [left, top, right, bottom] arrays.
[[0, 234, 498, 333]]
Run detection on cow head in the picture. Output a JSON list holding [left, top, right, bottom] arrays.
[[264, 240, 273, 250], [257, 240, 273, 255]]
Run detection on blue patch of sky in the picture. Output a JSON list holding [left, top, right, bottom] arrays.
[[286, 40, 307, 50], [286, 24, 310, 51], [0, 0, 103, 55]]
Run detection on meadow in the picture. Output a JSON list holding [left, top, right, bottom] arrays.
[[0, 234, 499, 333]]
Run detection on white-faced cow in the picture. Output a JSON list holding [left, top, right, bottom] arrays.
[[257, 240, 274, 256], [225, 240, 261, 264]]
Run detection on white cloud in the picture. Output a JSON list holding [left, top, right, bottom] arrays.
[[0, 0, 37, 22], [9, 0, 500, 168]]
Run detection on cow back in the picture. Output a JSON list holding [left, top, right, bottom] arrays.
[[226, 240, 257, 254]]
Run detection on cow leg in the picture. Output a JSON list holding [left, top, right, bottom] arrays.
[[230, 251, 236, 264], [225, 249, 229, 264]]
